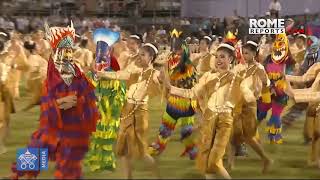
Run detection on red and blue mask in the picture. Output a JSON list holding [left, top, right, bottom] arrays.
[[93, 28, 120, 72]]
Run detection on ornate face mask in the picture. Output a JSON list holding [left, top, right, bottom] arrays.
[[169, 29, 184, 70], [305, 36, 320, 67], [45, 21, 76, 86], [93, 28, 120, 72], [271, 33, 289, 64]]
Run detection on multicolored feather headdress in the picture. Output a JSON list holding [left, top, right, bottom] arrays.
[[44, 21, 76, 50], [93, 28, 120, 71], [170, 28, 183, 52]]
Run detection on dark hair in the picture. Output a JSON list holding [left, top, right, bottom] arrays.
[[24, 41, 36, 53], [242, 42, 258, 53], [0, 29, 10, 42], [80, 38, 88, 48], [0, 41, 4, 52], [142, 43, 159, 63], [200, 36, 212, 46]]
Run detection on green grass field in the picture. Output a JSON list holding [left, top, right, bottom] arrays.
[[0, 85, 319, 179]]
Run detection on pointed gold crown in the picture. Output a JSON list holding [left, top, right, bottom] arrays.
[[170, 29, 183, 38], [225, 31, 236, 40]]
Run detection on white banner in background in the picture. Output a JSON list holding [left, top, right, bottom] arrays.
[[181, 0, 320, 18]]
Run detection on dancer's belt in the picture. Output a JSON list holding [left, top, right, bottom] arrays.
[[127, 98, 148, 105]]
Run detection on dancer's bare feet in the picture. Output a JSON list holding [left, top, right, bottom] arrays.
[[262, 159, 273, 174]]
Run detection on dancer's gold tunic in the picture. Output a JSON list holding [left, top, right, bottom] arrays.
[[4, 43, 29, 98], [232, 62, 268, 144], [169, 71, 244, 174], [99, 63, 161, 158]]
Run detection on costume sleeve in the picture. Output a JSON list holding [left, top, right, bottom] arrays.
[[148, 70, 163, 97], [291, 89, 320, 103], [100, 61, 141, 80], [239, 80, 256, 103], [38, 80, 63, 130], [168, 72, 214, 99], [76, 76, 99, 133], [99, 68, 133, 80], [85, 50, 94, 67]]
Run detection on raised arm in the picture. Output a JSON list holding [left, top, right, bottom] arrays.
[[286, 63, 320, 83], [96, 69, 132, 80], [96, 62, 142, 81], [168, 71, 213, 98]]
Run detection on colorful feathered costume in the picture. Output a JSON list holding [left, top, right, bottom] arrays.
[[149, 29, 198, 159], [11, 22, 99, 179], [85, 28, 126, 171], [257, 33, 295, 144]]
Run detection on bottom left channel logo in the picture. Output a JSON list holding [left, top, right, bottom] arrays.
[[16, 148, 48, 171]]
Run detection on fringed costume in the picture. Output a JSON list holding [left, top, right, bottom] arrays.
[[257, 33, 295, 144], [85, 28, 126, 172], [11, 22, 99, 179], [149, 29, 198, 160]]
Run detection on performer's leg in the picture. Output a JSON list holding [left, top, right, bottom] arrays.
[[245, 137, 273, 173], [13, 70, 21, 99], [227, 110, 242, 170], [54, 144, 83, 179], [149, 111, 178, 155], [0, 102, 8, 154], [242, 103, 273, 173], [266, 101, 284, 144], [207, 113, 232, 179], [10, 130, 52, 179], [143, 154, 160, 178], [120, 155, 133, 179], [315, 116, 320, 168], [179, 116, 197, 160], [304, 116, 314, 145], [226, 142, 236, 171], [257, 99, 271, 124]]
